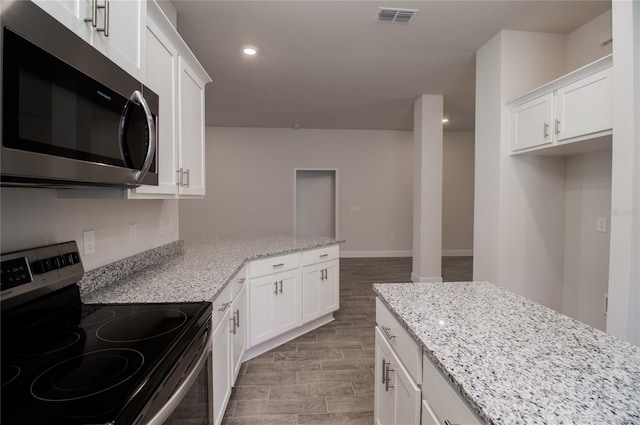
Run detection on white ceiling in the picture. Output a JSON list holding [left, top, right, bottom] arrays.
[[172, 1, 611, 131]]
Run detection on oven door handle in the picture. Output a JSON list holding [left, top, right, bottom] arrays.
[[144, 325, 213, 425]]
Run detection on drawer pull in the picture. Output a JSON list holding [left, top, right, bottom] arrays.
[[274, 281, 278, 295], [234, 309, 240, 328], [230, 316, 236, 335], [218, 302, 230, 312], [381, 359, 390, 384], [319, 253, 329, 258], [272, 263, 285, 268], [238, 277, 246, 284], [384, 364, 394, 391], [279, 280, 283, 293], [444, 421, 459, 425], [381, 326, 395, 340]]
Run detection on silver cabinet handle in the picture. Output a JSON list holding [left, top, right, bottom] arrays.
[[274, 281, 278, 295], [218, 302, 230, 312], [272, 263, 285, 268], [381, 326, 395, 340], [96, 0, 109, 36], [381, 358, 390, 384], [84, 0, 97, 27], [320, 253, 329, 258], [176, 168, 183, 186], [554, 118, 560, 135], [183, 168, 190, 188], [444, 421, 459, 425], [234, 309, 240, 328], [543, 122, 549, 138], [238, 277, 246, 284], [230, 316, 236, 335], [279, 280, 283, 293], [384, 363, 394, 391]]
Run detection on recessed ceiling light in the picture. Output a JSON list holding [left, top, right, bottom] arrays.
[[442, 118, 449, 123], [243, 46, 257, 56]]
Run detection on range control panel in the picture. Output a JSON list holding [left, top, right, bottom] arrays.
[[0, 241, 84, 304]]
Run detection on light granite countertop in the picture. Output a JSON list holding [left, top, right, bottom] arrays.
[[81, 234, 342, 304], [373, 282, 640, 425]]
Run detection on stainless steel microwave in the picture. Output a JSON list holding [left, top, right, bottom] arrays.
[[1, 0, 158, 188]]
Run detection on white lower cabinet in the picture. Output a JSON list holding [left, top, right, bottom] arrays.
[[211, 305, 231, 425], [421, 353, 481, 425], [302, 259, 339, 324], [249, 268, 301, 347], [230, 280, 247, 381], [374, 327, 421, 425]]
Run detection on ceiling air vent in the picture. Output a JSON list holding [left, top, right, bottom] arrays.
[[374, 7, 419, 24]]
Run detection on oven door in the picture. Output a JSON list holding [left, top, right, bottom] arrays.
[[140, 318, 213, 425]]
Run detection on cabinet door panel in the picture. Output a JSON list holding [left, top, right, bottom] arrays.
[[375, 328, 395, 425], [302, 265, 322, 323], [393, 356, 421, 425], [555, 68, 612, 142], [275, 270, 302, 335], [319, 261, 339, 315], [131, 20, 179, 196], [249, 275, 278, 346], [212, 311, 232, 425], [510, 93, 554, 151], [231, 284, 247, 380], [178, 58, 206, 196]]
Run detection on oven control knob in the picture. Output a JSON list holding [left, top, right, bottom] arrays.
[[66, 252, 80, 265], [31, 258, 53, 274], [50, 255, 67, 269]]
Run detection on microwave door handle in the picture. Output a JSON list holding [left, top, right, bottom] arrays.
[[120, 90, 156, 184]]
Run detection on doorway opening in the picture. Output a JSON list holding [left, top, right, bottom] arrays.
[[294, 169, 338, 238]]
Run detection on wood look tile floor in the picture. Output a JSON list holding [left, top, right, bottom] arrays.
[[221, 257, 472, 425]]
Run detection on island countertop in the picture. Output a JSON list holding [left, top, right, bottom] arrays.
[[373, 282, 640, 425], [81, 234, 342, 304]]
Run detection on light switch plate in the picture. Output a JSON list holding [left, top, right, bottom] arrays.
[[83, 230, 96, 255]]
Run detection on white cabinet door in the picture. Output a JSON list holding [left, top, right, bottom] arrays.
[[393, 358, 421, 425], [510, 93, 554, 151], [34, 0, 145, 80], [177, 57, 207, 197], [130, 17, 179, 196], [249, 269, 301, 347], [230, 283, 247, 381], [302, 260, 339, 324], [555, 68, 612, 142], [211, 309, 232, 425], [375, 328, 395, 425]]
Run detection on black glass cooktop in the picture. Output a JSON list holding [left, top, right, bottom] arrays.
[[1, 285, 211, 425]]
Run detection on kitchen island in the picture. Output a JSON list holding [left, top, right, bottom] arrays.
[[374, 282, 640, 424]]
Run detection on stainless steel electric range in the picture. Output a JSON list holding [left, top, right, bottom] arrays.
[[1, 241, 213, 425]]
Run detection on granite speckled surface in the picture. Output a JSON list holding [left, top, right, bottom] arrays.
[[81, 234, 342, 304], [373, 282, 640, 425]]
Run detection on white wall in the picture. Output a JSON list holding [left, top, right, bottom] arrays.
[[562, 150, 612, 331], [179, 127, 414, 256], [0, 189, 179, 270], [179, 127, 475, 257], [567, 9, 612, 72], [443, 131, 474, 255]]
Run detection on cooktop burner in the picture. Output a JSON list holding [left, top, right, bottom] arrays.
[[2, 365, 21, 387], [97, 309, 188, 342], [31, 348, 144, 401], [14, 331, 81, 357]]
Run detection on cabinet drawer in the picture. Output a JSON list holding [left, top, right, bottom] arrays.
[[301, 245, 339, 266], [211, 283, 232, 330], [375, 297, 422, 384], [230, 264, 247, 300], [249, 253, 300, 278], [422, 353, 481, 425]]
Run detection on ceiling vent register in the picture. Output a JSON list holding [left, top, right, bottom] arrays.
[[374, 8, 419, 23]]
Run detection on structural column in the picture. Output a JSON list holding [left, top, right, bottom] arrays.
[[412, 95, 443, 282]]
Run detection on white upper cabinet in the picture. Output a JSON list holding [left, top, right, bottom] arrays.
[[128, 0, 211, 199], [509, 55, 612, 155], [32, 0, 146, 81]]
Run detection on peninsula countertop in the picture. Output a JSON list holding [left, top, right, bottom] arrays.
[[373, 281, 640, 425], [81, 235, 342, 304]]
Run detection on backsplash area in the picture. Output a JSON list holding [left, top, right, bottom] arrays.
[[0, 188, 179, 271]]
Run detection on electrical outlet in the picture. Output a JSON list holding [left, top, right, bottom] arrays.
[[129, 224, 137, 242], [83, 230, 96, 255], [597, 217, 607, 233]]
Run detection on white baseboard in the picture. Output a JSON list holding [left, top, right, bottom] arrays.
[[411, 272, 443, 283], [340, 250, 412, 258], [442, 250, 473, 257]]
